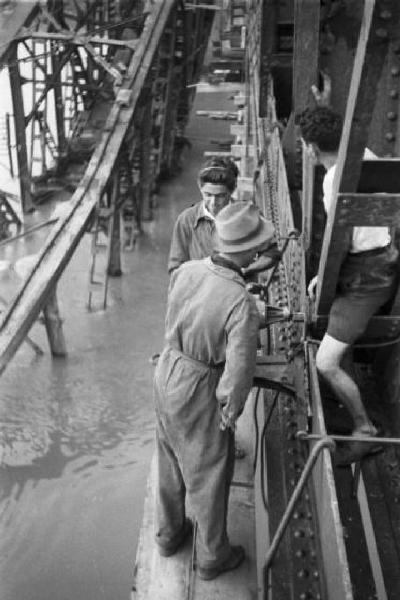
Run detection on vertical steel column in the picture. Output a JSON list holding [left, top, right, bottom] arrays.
[[48, 0, 67, 159], [8, 42, 34, 214]]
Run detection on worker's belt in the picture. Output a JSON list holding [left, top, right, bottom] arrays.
[[349, 243, 391, 258], [167, 345, 224, 370]]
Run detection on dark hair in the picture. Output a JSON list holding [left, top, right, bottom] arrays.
[[296, 107, 342, 153], [198, 157, 239, 192]]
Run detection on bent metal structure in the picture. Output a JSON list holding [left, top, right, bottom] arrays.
[[3, 1, 400, 599]]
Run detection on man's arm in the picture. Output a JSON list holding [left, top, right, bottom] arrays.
[[242, 241, 281, 278], [168, 216, 191, 274], [216, 296, 260, 429]]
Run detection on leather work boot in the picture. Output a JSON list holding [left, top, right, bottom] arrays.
[[157, 518, 193, 557], [197, 545, 245, 580]]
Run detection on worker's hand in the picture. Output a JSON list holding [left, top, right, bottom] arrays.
[[311, 72, 331, 107], [307, 275, 318, 300], [242, 254, 276, 277], [219, 406, 236, 431]]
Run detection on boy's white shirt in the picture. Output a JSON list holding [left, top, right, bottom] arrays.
[[323, 148, 390, 252]]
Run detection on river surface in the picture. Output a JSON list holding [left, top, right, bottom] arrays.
[[0, 88, 238, 600]]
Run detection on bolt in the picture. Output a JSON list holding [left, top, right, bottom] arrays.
[[389, 89, 399, 99], [385, 132, 396, 141], [294, 529, 305, 538], [295, 549, 306, 558], [380, 10, 392, 20], [391, 67, 400, 77], [387, 111, 397, 120], [376, 28, 388, 38], [297, 569, 309, 579], [313, 570, 320, 579]]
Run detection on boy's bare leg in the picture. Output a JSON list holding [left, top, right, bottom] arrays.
[[316, 334, 376, 437]]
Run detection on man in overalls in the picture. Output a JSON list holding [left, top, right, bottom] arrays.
[[154, 201, 275, 580]]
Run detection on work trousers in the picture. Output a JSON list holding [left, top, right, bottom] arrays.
[[153, 346, 235, 569]]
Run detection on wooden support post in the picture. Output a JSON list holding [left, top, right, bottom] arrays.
[[48, 0, 67, 159], [316, 0, 392, 315], [108, 171, 122, 277], [140, 98, 154, 221], [42, 287, 67, 356], [8, 42, 34, 214]]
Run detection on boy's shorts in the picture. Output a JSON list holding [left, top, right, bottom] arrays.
[[326, 245, 398, 345]]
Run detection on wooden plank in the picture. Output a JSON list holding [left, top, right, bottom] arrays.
[[293, 0, 320, 114], [17, 30, 139, 50], [203, 150, 233, 157], [336, 193, 400, 226], [316, 0, 392, 315], [131, 458, 190, 600]]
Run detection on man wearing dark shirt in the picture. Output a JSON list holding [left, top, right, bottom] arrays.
[[168, 157, 281, 276]]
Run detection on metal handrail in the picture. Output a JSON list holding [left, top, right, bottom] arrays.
[[263, 436, 336, 585]]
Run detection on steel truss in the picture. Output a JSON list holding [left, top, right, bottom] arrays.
[[246, 1, 400, 599]]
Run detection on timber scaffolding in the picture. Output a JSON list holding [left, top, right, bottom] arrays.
[[0, 0, 215, 372]]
